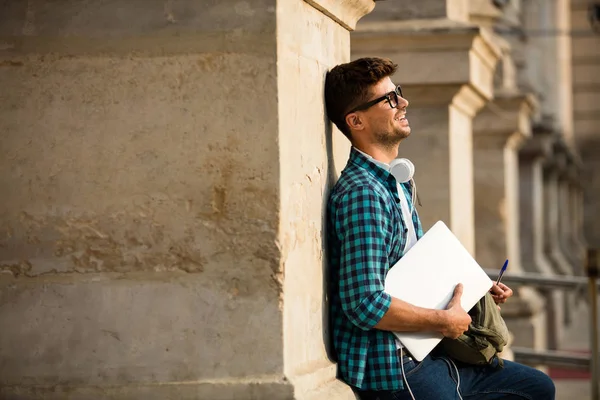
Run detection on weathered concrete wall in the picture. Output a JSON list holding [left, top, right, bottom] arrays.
[[571, 0, 600, 248], [0, 0, 286, 396], [352, 15, 500, 253], [1, 0, 375, 397], [359, 0, 470, 22], [276, 1, 355, 398], [0, 0, 371, 398]]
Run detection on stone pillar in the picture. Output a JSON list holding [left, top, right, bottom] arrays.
[[568, 171, 588, 264], [543, 147, 574, 277], [473, 93, 533, 270], [519, 127, 564, 350], [352, 6, 500, 254], [0, 1, 374, 399], [556, 153, 584, 274], [580, 140, 600, 248], [543, 140, 578, 329], [473, 93, 547, 353]]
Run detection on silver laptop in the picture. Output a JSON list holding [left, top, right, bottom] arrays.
[[384, 220, 493, 361]]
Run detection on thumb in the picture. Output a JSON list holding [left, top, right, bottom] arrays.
[[449, 283, 463, 307]]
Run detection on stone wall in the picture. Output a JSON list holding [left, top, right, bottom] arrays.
[[0, 1, 371, 398], [571, 0, 600, 248]]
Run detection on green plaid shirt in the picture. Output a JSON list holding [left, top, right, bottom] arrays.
[[327, 148, 424, 391]]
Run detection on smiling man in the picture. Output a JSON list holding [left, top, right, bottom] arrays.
[[324, 57, 555, 400]]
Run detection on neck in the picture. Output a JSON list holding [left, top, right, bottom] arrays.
[[353, 143, 399, 164]]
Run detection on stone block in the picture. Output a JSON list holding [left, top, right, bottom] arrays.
[[0, 54, 280, 278], [0, 0, 376, 398], [0, 275, 283, 385], [359, 0, 469, 22]]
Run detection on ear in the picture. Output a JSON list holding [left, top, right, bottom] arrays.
[[345, 112, 365, 132]]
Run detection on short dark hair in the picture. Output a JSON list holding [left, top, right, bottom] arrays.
[[324, 57, 398, 139]]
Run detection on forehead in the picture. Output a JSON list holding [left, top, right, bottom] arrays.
[[370, 77, 395, 96]]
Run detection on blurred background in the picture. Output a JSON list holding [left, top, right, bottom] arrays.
[[0, 1, 598, 399], [354, 1, 600, 399]]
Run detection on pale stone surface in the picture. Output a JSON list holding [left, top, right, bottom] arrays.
[[303, 0, 375, 30], [358, 0, 470, 23], [0, 381, 294, 400], [0, 0, 287, 395], [353, 20, 500, 253], [0, 0, 373, 398], [277, 1, 355, 398], [570, 0, 600, 249], [0, 276, 283, 384], [543, 158, 575, 277], [473, 92, 550, 354], [519, 130, 557, 276], [519, 128, 566, 350], [473, 94, 534, 270], [521, 0, 575, 145]]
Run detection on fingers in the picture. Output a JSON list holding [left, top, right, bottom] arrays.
[[491, 282, 514, 304], [453, 283, 463, 298], [448, 283, 463, 307], [502, 285, 514, 298], [490, 283, 504, 295]]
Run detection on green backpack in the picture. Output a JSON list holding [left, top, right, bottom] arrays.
[[440, 292, 510, 367]]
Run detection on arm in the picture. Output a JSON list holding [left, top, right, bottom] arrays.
[[335, 187, 470, 339]]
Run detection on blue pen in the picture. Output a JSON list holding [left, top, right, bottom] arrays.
[[496, 259, 509, 285]]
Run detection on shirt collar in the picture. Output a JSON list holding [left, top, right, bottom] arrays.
[[353, 147, 391, 172], [349, 147, 399, 201]]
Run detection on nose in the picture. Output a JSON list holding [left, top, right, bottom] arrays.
[[397, 95, 409, 109]]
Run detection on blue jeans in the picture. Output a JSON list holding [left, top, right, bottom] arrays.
[[356, 354, 555, 400]]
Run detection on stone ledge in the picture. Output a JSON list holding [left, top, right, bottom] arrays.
[[352, 19, 500, 101], [519, 127, 555, 161], [0, 376, 356, 400], [354, 19, 480, 52], [304, 0, 375, 31], [291, 366, 356, 400], [0, 277, 283, 386], [0, 380, 294, 400], [474, 92, 538, 145]]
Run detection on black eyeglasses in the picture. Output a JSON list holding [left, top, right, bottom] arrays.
[[345, 85, 404, 116]]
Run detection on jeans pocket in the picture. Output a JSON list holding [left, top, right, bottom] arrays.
[[402, 358, 423, 377]]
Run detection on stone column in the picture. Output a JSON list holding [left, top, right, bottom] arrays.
[[473, 93, 548, 353], [543, 147, 574, 277], [0, 1, 374, 399], [352, 3, 500, 254], [519, 127, 564, 349], [557, 153, 584, 274], [473, 93, 533, 270], [568, 171, 588, 265], [543, 140, 578, 328]]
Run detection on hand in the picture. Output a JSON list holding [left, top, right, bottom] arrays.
[[441, 283, 472, 339], [490, 282, 513, 306]]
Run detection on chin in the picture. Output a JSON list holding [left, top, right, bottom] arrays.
[[397, 128, 411, 138]]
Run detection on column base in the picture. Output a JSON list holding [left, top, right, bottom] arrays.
[[0, 379, 295, 400], [1, 371, 357, 400], [501, 288, 548, 351]]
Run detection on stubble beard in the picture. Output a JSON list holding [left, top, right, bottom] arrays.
[[374, 126, 411, 151]]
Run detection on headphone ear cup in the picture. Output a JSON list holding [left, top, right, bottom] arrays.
[[390, 158, 415, 183]]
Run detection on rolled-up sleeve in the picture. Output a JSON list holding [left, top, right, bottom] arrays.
[[335, 186, 392, 331]]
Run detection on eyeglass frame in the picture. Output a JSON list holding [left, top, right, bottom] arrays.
[[345, 85, 404, 116]]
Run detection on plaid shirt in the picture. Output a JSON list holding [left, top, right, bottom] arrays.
[[327, 148, 424, 391]]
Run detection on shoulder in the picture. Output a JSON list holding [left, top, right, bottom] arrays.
[[329, 166, 391, 211]]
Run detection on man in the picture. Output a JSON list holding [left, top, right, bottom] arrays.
[[325, 57, 555, 399]]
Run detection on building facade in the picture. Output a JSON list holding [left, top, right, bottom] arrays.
[[0, 0, 598, 399]]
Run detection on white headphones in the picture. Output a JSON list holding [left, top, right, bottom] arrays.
[[390, 158, 415, 183]]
